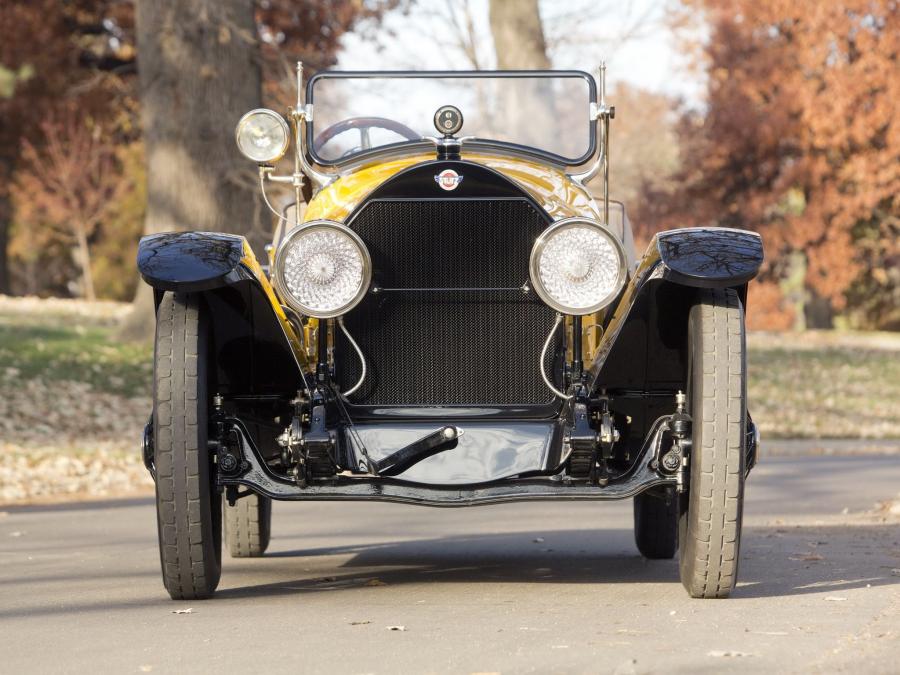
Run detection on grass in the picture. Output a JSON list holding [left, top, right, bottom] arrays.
[[1, 297, 899, 506], [0, 298, 151, 398], [0, 297, 898, 441], [748, 331, 900, 439]]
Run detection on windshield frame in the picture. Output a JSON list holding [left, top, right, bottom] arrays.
[[305, 70, 598, 169]]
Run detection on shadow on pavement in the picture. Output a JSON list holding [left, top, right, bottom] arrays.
[[2, 495, 155, 513], [2, 523, 898, 619], [216, 523, 900, 601]]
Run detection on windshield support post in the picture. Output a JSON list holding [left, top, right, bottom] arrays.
[[287, 61, 335, 195], [601, 62, 611, 227], [569, 63, 615, 220]]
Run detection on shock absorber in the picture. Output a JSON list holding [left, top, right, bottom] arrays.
[[660, 391, 692, 491]]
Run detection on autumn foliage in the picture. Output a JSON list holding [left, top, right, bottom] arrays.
[[12, 115, 137, 300], [0, 0, 397, 301], [637, 0, 900, 330], [1, 0, 898, 332]]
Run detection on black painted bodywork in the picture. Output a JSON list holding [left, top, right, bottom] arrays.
[[137, 161, 763, 503], [138, 231, 248, 293], [335, 160, 563, 418], [354, 159, 556, 205], [656, 227, 764, 289], [138, 230, 305, 464]]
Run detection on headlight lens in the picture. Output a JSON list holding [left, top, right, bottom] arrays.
[[275, 221, 372, 318], [235, 109, 290, 163], [529, 218, 627, 315]]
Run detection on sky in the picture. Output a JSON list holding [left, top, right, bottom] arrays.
[[335, 0, 706, 105]]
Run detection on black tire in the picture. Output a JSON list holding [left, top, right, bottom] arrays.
[[153, 292, 222, 600], [225, 493, 272, 558], [633, 491, 678, 559], [678, 288, 746, 599]]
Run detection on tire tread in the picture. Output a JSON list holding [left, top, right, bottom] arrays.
[[225, 494, 271, 558], [154, 293, 220, 600], [680, 288, 746, 599]]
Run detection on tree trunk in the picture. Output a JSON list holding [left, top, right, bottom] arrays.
[[489, 0, 551, 70], [0, 200, 10, 296], [488, 0, 552, 144], [0, 159, 13, 295], [74, 222, 96, 301], [122, 0, 264, 339]]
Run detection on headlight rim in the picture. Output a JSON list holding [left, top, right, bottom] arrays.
[[235, 108, 291, 164], [274, 219, 372, 319], [529, 217, 628, 316]]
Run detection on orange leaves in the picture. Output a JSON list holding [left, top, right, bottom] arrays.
[[640, 0, 899, 328], [746, 280, 795, 331], [11, 114, 136, 300]]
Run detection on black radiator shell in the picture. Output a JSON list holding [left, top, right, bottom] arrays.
[[335, 160, 563, 407]]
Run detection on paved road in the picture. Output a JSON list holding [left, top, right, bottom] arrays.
[[2, 456, 899, 674]]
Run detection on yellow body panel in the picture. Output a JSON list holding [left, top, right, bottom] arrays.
[[240, 241, 311, 368], [304, 153, 602, 223], [300, 152, 605, 368]]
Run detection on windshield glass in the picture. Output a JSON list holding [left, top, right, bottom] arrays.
[[307, 71, 596, 166]]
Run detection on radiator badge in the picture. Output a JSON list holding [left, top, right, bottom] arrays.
[[435, 169, 463, 191]]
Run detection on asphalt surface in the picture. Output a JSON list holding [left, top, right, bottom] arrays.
[[2, 455, 899, 674]]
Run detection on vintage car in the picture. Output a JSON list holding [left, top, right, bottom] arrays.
[[138, 65, 763, 601]]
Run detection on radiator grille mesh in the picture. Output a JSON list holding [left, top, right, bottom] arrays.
[[335, 198, 562, 406]]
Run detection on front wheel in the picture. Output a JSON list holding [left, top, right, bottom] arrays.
[[678, 288, 746, 599], [153, 292, 222, 600]]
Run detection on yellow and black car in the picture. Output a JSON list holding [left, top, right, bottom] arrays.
[[138, 67, 763, 600]]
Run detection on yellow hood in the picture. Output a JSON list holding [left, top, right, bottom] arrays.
[[304, 153, 601, 223]]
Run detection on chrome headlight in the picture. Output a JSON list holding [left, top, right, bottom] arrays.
[[529, 217, 627, 315], [274, 221, 372, 319], [235, 109, 290, 163]]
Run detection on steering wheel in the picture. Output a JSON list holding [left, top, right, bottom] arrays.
[[313, 116, 420, 156]]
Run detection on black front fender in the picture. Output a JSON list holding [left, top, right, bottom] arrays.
[[583, 227, 762, 463], [136, 230, 310, 393], [655, 227, 763, 288], [589, 226, 763, 391], [137, 231, 249, 293]]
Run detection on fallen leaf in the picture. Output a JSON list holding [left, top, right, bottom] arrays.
[[386, 625, 407, 632], [171, 608, 193, 614], [613, 659, 638, 675], [350, 620, 371, 626], [825, 596, 848, 602], [365, 578, 387, 587]]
